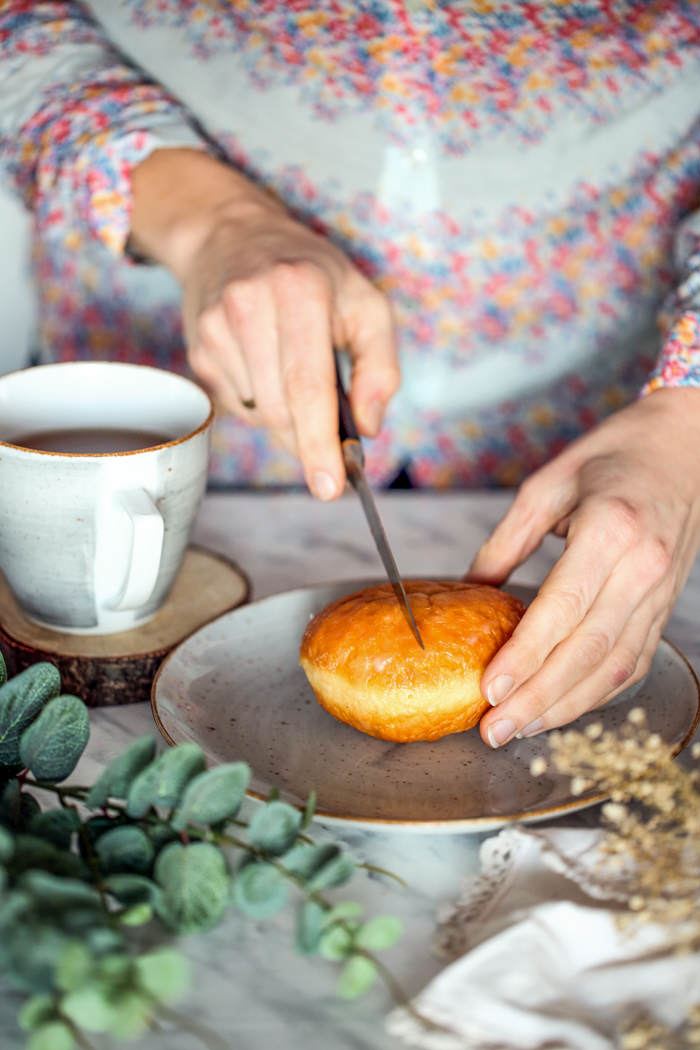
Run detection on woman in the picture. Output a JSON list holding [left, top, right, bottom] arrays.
[[2, 0, 700, 747]]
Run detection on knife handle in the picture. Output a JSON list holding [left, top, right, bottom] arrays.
[[334, 349, 361, 445]]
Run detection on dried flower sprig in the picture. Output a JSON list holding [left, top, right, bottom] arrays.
[[532, 708, 700, 949], [531, 707, 700, 1049]]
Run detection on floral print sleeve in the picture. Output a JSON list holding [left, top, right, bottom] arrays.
[[642, 213, 700, 393], [0, 0, 207, 255]]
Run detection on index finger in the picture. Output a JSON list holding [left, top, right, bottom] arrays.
[[273, 263, 345, 501]]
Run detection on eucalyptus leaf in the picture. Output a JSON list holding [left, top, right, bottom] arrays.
[[4, 922, 72, 991], [95, 825, 154, 875], [248, 800, 302, 856], [154, 841, 229, 933], [61, 982, 117, 1033], [232, 861, 288, 919], [55, 942, 93, 993], [19, 871, 101, 910], [20, 695, 89, 781], [104, 873, 161, 906], [318, 922, 357, 961], [0, 889, 32, 929], [126, 743, 206, 818], [85, 928, 125, 956], [106, 990, 151, 1039], [135, 948, 189, 1002], [337, 954, 378, 998], [17, 993, 55, 1031], [323, 901, 364, 926], [171, 762, 250, 830], [354, 915, 403, 951], [280, 842, 341, 881], [85, 735, 156, 808], [118, 902, 153, 926], [27, 1021, 75, 1050], [306, 854, 356, 891], [0, 662, 61, 766], [11, 835, 87, 879], [29, 808, 80, 850], [295, 899, 325, 955]]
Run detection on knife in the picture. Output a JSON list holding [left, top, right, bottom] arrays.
[[334, 351, 425, 649]]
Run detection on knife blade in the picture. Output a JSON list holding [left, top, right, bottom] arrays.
[[334, 351, 425, 649]]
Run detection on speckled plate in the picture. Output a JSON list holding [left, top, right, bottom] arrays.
[[151, 581, 700, 832]]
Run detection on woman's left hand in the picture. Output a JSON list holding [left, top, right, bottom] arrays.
[[468, 387, 700, 749]]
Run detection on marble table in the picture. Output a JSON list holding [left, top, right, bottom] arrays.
[[4, 491, 700, 1050]]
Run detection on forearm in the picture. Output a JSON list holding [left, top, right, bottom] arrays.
[[129, 148, 287, 283]]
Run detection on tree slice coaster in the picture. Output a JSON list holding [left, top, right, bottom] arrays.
[[0, 547, 249, 707]]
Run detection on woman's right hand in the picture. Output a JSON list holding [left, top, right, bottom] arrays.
[[131, 149, 399, 500]]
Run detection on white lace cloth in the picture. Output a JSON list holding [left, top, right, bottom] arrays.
[[387, 825, 699, 1050]]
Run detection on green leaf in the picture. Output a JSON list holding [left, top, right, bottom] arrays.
[[318, 922, 357, 961], [19, 871, 100, 910], [106, 990, 151, 1039], [29, 808, 80, 849], [85, 735, 156, 808], [104, 873, 161, 906], [337, 955, 378, 998], [232, 861, 287, 919], [295, 899, 325, 954], [0, 889, 31, 929], [17, 993, 55, 1031], [171, 762, 250, 830], [20, 695, 89, 781], [0, 824, 13, 862], [135, 948, 189, 1003], [355, 915, 403, 951], [126, 743, 206, 818], [97, 954, 133, 983], [0, 662, 61, 766], [248, 801, 302, 856], [307, 854, 355, 891], [0, 649, 6, 686], [55, 942, 93, 992], [323, 901, 364, 926], [61, 983, 117, 1033], [118, 902, 153, 926], [95, 825, 154, 875], [279, 842, 340, 881], [85, 927, 125, 955], [27, 1021, 75, 1050], [11, 834, 88, 878], [154, 841, 229, 933]]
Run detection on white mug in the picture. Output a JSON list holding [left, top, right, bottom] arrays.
[[0, 361, 213, 634]]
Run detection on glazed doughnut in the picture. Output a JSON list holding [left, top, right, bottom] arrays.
[[299, 580, 525, 743]]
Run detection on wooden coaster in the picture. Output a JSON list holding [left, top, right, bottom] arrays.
[[0, 547, 249, 707]]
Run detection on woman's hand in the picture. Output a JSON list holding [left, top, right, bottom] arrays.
[[130, 149, 399, 500], [467, 388, 700, 748]]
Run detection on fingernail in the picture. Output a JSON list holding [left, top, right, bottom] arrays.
[[486, 674, 514, 706], [361, 398, 385, 437], [311, 471, 337, 501], [487, 719, 517, 749], [517, 718, 544, 739]]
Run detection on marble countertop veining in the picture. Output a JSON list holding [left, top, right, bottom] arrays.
[[3, 491, 700, 1050]]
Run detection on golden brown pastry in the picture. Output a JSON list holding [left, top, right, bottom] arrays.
[[299, 580, 525, 743]]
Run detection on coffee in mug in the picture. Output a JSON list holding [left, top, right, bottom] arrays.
[[0, 362, 213, 634]]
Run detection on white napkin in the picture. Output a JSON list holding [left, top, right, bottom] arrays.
[[387, 825, 699, 1050]]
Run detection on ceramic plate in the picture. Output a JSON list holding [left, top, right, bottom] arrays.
[[151, 581, 700, 832]]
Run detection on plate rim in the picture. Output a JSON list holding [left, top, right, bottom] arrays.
[[151, 581, 700, 831]]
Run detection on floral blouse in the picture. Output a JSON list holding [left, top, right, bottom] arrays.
[[1, 0, 700, 488]]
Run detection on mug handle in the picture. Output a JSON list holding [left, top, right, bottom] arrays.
[[111, 490, 164, 611]]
